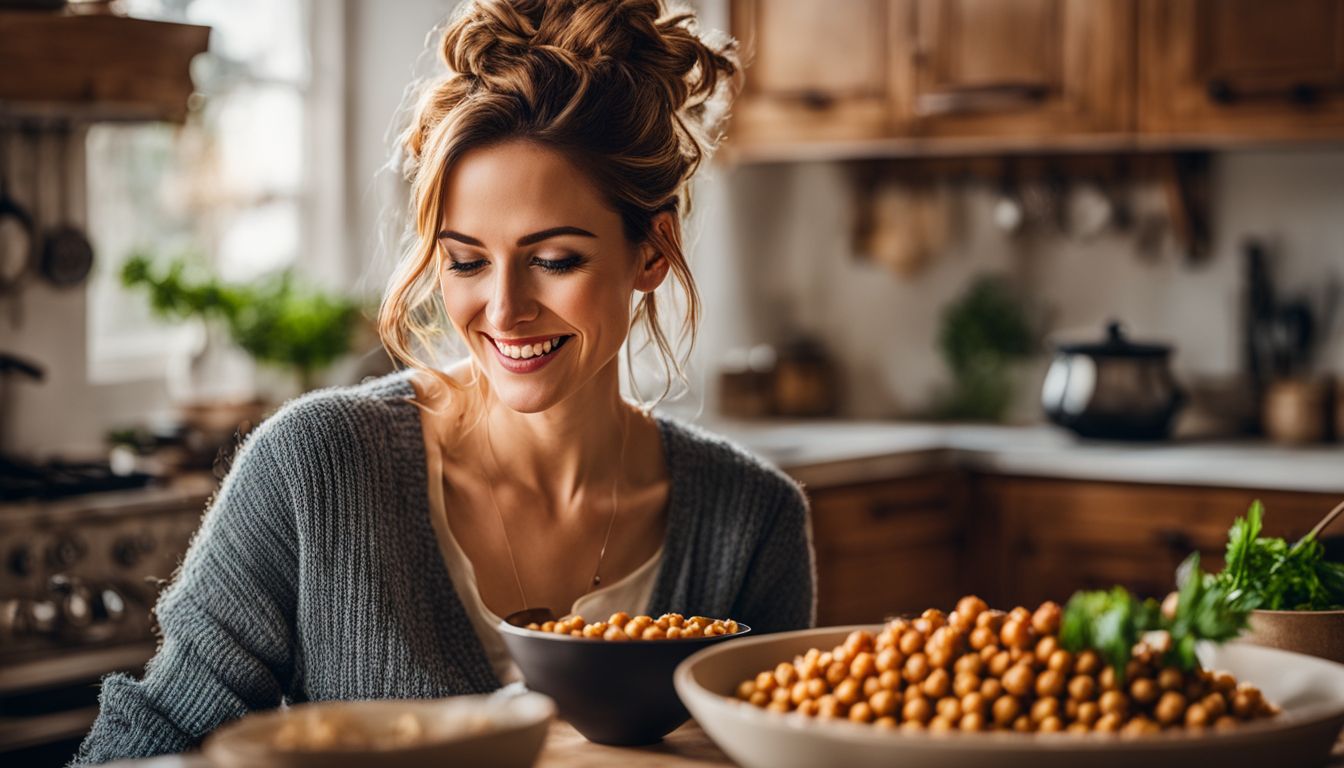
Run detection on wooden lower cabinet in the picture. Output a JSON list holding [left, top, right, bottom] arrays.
[[809, 471, 967, 625], [806, 472, 1341, 622]]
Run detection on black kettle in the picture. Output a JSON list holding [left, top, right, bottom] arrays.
[[1041, 322, 1185, 441]]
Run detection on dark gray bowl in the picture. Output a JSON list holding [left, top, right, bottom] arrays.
[[497, 617, 750, 746]]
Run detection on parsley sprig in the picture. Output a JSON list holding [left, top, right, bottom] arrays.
[[1213, 500, 1344, 611]]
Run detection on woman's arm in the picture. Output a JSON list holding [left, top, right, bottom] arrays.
[[72, 418, 300, 765], [732, 476, 817, 634]]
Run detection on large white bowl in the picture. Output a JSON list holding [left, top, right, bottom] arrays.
[[674, 625, 1344, 768], [203, 691, 554, 768]]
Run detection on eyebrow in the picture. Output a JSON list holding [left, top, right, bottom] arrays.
[[437, 226, 597, 248]]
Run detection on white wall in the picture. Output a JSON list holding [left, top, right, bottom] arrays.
[[687, 150, 1344, 420]]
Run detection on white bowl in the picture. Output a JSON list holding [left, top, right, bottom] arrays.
[[674, 625, 1344, 768], [203, 691, 554, 768]]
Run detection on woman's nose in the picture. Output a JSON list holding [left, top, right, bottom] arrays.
[[485, 263, 537, 331]]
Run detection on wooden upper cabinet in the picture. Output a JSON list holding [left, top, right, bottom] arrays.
[[1139, 0, 1344, 140], [729, 0, 901, 146], [896, 0, 1135, 140]]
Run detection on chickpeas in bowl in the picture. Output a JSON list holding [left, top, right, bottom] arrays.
[[734, 595, 1277, 734], [523, 612, 742, 641]]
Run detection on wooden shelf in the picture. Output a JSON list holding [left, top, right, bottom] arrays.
[[0, 11, 209, 124]]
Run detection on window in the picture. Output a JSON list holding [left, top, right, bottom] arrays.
[[86, 0, 343, 390]]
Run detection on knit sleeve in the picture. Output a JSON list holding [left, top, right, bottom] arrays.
[[71, 414, 300, 765], [732, 476, 817, 634]]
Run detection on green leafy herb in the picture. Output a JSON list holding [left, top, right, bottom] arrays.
[[1060, 554, 1251, 676], [1213, 501, 1344, 611]]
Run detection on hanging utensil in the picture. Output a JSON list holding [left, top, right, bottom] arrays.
[[38, 125, 95, 289], [0, 126, 36, 328]]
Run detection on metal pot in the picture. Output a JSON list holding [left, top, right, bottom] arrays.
[[1041, 322, 1185, 440]]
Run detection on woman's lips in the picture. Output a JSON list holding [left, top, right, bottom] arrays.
[[486, 334, 570, 374]]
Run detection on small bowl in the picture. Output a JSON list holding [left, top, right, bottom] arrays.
[[498, 617, 751, 746], [202, 691, 554, 768], [1243, 608, 1344, 664]]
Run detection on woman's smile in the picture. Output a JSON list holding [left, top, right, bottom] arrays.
[[486, 332, 574, 374]]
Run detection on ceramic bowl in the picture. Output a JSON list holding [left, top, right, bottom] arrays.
[[202, 691, 553, 768], [498, 618, 750, 746], [1244, 608, 1344, 664], [674, 624, 1344, 768]]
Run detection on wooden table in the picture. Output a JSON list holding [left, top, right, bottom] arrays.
[[538, 721, 731, 767]]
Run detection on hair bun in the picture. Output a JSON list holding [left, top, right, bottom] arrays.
[[441, 0, 737, 140]]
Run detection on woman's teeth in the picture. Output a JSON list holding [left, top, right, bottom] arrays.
[[493, 336, 569, 359]]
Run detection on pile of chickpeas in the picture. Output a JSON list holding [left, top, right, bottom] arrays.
[[735, 596, 1278, 735], [525, 612, 741, 641]]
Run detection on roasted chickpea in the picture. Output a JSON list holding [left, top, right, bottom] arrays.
[[976, 609, 1006, 631], [851, 651, 876, 681], [953, 671, 981, 698], [755, 671, 777, 693], [1034, 635, 1060, 664], [1094, 712, 1122, 732], [1030, 697, 1059, 724], [903, 695, 933, 724], [992, 695, 1021, 726], [1200, 692, 1228, 719], [749, 690, 769, 707], [1157, 666, 1184, 692], [980, 678, 1004, 700], [790, 681, 810, 706], [1012, 715, 1034, 733], [1032, 601, 1061, 636], [904, 653, 931, 684], [834, 678, 861, 706], [928, 715, 955, 733], [876, 646, 902, 674], [954, 653, 983, 676], [1130, 677, 1158, 705], [1035, 669, 1065, 698], [845, 630, 875, 655], [1047, 649, 1074, 674], [923, 668, 952, 698], [816, 694, 842, 720], [936, 697, 962, 722], [879, 669, 902, 690], [1038, 716, 1064, 733], [901, 720, 926, 733], [1098, 666, 1119, 692], [1002, 664, 1034, 697], [1076, 701, 1100, 726], [736, 680, 757, 700], [899, 630, 924, 656], [1098, 690, 1128, 718], [771, 686, 791, 706], [1000, 619, 1032, 650], [1232, 688, 1260, 719], [825, 661, 849, 687], [1068, 674, 1097, 702], [1184, 702, 1210, 728], [807, 678, 828, 700], [960, 691, 986, 717], [1075, 649, 1101, 676], [849, 701, 874, 723], [988, 650, 1013, 678], [1155, 691, 1187, 726], [870, 689, 900, 718], [766, 699, 791, 714], [774, 662, 797, 688], [960, 711, 987, 732], [875, 716, 899, 730], [795, 699, 819, 718]]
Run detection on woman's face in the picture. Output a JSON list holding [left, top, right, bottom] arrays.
[[436, 139, 667, 414]]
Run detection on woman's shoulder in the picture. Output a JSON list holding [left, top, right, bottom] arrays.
[[243, 369, 420, 462], [654, 415, 807, 512]]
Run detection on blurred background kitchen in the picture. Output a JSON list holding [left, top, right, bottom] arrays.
[[2, 0, 1343, 764]]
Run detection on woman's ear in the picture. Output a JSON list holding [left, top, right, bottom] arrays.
[[633, 210, 675, 293]]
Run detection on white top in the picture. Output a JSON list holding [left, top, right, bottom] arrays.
[[423, 435, 663, 685]]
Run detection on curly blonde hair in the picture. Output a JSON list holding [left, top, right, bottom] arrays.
[[379, 0, 738, 407]]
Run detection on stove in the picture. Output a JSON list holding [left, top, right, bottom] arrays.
[[0, 473, 215, 763], [0, 456, 154, 502]]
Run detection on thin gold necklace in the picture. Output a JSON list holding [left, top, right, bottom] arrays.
[[481, 409, 630, 612]]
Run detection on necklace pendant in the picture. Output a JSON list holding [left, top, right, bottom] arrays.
[[593, 575, 602, 586]]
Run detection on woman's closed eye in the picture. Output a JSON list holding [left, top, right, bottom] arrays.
[[443, 253, 588, 276]]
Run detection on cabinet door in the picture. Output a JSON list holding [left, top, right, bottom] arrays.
[[809, 472, 966, 625], [730, 0, 902, 146], [1139, 0, 1344, 140], [895, 0, 1134, 141], [979, 475, 1342, 607]]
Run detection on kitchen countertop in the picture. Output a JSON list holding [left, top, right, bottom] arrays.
[[703, 419, 1344, 494]]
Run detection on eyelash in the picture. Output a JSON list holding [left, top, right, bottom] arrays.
[[444, 255, 586, 276]]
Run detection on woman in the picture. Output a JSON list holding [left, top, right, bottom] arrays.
[[74, 0, 814, 763]]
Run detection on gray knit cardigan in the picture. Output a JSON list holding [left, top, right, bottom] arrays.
[[73, 370, 816, 764]]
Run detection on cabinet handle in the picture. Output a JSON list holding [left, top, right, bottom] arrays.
[[1206, 79, 1326, 106], [914, 82, 1049, 117], [1157, 529, 1194, 555], [797, 89, 834, 111]]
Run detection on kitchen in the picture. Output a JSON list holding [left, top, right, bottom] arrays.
[[3, 0, 1344, 766]]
